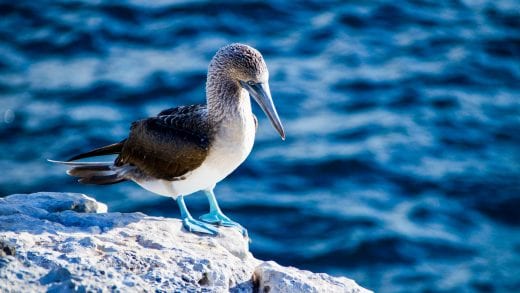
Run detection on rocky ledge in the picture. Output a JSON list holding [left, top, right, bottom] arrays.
[[0, 192, 371, 292]]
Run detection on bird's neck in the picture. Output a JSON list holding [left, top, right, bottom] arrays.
[[206, 72, 252, 125]]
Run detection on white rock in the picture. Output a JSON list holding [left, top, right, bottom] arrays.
[[254, 261, 371, 293], [0, 192, 371, 292]]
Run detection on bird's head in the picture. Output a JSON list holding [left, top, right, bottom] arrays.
[[208, 43, 285, 140]]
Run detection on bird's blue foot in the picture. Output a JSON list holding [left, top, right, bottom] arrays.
[[199, 211, 235, 226], [177, 195, 218, 236], [182, 216, 219, 235], [200, 211, 247, 237], [202, 188, 248, 237]]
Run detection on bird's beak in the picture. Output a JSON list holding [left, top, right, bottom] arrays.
[[240, 81, 286, 140]]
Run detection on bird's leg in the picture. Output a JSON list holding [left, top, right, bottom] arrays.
[[176, 195, 218, 235], [199, 189, 247, 236], [199, 188, 236, 226]]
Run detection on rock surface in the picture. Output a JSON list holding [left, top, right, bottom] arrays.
[[0, 192, 371, 292]]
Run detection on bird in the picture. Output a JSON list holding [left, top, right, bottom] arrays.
[[50, 43, 285, 236]]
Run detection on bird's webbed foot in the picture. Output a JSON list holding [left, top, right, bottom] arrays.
[[200, 211, 248, 237], [202, 188, 248, 237], [177, 195, 218, 236], [182, 216, 219, 235], [199, 210, 232, 225]]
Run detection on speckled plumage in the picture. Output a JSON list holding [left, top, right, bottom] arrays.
[[206, 44, 268, 122]]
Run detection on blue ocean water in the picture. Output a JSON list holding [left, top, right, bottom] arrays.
[[1, 0, 519, 291]]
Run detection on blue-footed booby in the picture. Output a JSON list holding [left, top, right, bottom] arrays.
[[51, 43, 285, 236]]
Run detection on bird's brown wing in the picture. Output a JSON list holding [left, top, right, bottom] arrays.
[[116, 105, 211, 180]]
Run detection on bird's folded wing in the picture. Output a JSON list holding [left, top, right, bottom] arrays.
[[116, 106, 210, 180]]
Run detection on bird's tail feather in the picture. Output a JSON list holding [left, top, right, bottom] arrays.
[[49, 160, 127, 185], [66, 140, 125, 162], [78, 174, 126, 185], [48, 140, 128, 185]]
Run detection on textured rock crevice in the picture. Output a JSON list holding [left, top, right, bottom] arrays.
[[0, 192, 371, 292]]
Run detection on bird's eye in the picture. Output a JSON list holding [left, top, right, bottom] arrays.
[[247, 80, 255, 86]]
